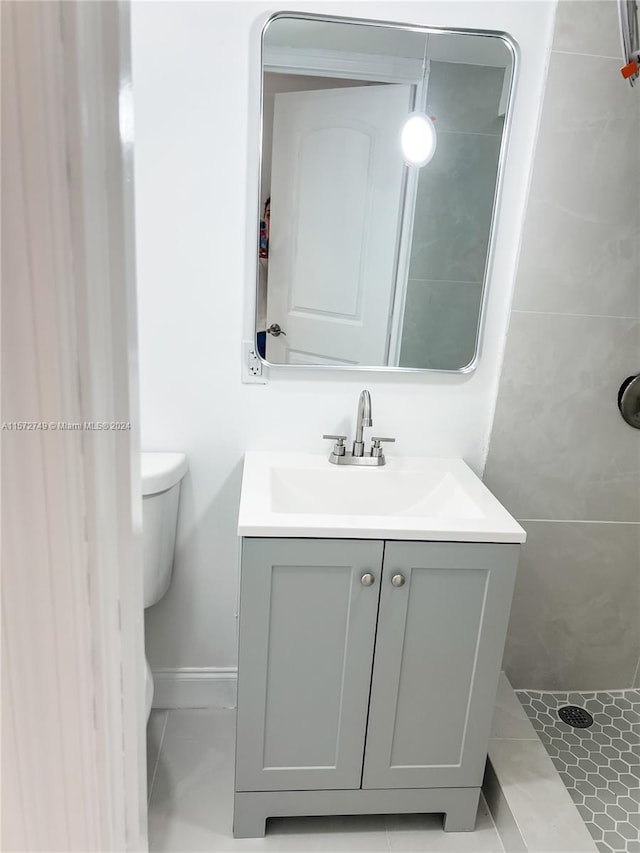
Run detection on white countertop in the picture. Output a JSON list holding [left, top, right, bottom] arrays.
[[238, 452, 526, 544]]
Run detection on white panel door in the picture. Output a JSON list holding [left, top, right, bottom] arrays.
[[266, 83, 411, 365]]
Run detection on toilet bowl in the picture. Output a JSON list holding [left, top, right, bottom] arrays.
[[141, 451, 188, 720]]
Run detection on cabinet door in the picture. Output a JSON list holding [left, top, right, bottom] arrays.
[[236, 538, 383, 792], [362, 541, 518, 790]]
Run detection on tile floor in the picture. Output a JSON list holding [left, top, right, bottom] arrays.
[[147, 707, 505, 853], [517, 689, 640, 853]]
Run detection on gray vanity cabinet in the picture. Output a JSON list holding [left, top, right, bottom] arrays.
[[235, 538, 383, 792], [234, 537, 519, 837], [362, 541, 517, 790]]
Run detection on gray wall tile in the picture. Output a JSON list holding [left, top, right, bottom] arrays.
[[426, 61, 506, 135], [399, 281, 482, 370], [408, 133, 501, 283], [486, 0, 640, 694], [552, 0, 622, 58], [485, 312, 640, 523], [402, 59, 505, 370], [513, 52, 640, 318], [513, 199, 639, 319], [503, 521, 640, 691], [530, 53, 638, 218]]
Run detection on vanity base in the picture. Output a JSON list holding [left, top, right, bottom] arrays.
[[233, 786, 481, 838]]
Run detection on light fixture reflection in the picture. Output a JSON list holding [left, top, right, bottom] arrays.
[[401, 112, 437, 167]]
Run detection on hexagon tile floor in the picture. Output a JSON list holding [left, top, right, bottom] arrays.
[[517, 689, 640, 853]]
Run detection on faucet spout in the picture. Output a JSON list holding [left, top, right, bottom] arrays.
[[353, 390, 372, 457]]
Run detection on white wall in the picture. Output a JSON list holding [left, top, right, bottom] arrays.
[[131, 0, 556, 674]]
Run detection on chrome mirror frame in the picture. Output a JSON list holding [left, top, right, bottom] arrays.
[[254, 11, 518, 374]]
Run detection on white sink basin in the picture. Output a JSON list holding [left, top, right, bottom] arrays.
[[238, 453, 525, 543], [270, 467, 485, 518]]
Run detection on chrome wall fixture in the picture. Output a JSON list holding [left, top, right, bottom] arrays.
[[618, 374, 640, 428]]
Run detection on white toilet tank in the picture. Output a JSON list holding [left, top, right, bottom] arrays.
[[141, 452, 188, 608]]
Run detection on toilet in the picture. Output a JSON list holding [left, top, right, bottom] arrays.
[[141, 451, 188, 720]]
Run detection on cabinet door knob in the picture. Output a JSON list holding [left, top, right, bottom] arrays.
[[391, 573, 406, 587], [360, 573, 375, 587]]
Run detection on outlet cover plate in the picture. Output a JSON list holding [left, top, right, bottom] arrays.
[[242, 341, 268, 384]]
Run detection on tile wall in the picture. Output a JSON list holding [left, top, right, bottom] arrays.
[[399, 62, 504, 369], [484, 0, 640, 690]]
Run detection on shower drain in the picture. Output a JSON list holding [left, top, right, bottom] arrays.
[[557, 705, 594, 728]]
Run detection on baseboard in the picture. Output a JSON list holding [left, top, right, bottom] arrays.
[[151, 667, 237, 709]]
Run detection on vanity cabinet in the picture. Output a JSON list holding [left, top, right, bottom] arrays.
[[235, 539, 382, 793], [234, 537, 519, 837]]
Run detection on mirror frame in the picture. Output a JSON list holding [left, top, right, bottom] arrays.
[[254, 11, 518, 374]]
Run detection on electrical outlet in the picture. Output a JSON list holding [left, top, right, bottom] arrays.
[[242, 341, 268, 384]]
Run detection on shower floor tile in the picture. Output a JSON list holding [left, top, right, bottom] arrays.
[[517, 689, 640, 853]]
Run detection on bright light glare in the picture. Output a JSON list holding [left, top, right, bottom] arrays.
[[401, 113, 437, 167], [119, 82, 135, 147]]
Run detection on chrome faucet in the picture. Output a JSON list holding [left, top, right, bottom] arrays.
[[352, 390, 372, 457], [323, 390, 395, 466]]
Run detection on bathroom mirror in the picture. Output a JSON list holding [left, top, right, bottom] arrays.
[[256, 13, 515, 371]]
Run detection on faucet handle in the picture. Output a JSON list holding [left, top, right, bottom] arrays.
[[370, 437, 395, 458], [323, 434, 347, 457]]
